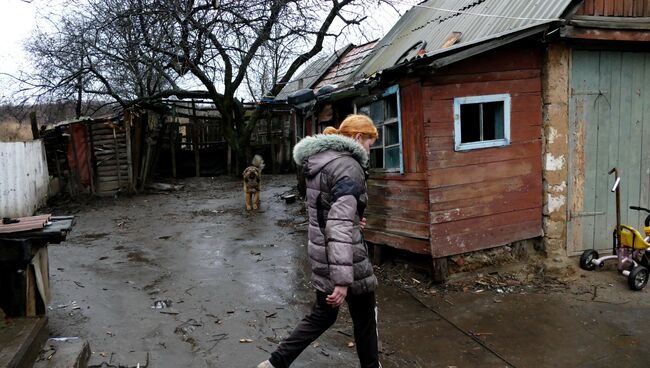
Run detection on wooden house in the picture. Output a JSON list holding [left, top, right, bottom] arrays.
[[271, 0, 650, 279]]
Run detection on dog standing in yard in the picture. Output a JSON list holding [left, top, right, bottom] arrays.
[[243, 155, 265, 210]]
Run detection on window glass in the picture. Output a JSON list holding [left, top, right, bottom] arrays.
[[384, 146, 400, 169], [483, 101, 504, 140], [384, 122, 399, 146], [454, 94, 510, 151], [460, 103, 481, 143], [386, 94, 398, 120], [369, 101, 384, 124], [358, 86, 402, 171], [370, 148, 383, 168]]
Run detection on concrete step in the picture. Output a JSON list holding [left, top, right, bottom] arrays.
[[34, 337, 90, 368], [0, 316, 48, 368]]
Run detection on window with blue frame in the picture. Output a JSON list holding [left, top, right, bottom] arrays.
[[454, 94, 511, 151], [357, 85, 403, 172]]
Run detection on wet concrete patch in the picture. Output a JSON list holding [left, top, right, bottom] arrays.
[[75, 232, 111, 241]]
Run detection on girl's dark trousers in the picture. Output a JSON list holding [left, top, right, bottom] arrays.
[[269, 290, 380, 368]]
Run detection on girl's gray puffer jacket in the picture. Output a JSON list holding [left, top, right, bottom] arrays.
[[293, 134, 378, 295]]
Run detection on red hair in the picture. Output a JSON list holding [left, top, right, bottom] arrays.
[[323, 114, 378, 139]]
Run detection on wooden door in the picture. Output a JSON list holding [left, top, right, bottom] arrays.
[[568, 50, 650, 254]]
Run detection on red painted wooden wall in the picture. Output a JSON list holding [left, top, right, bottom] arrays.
[[576, 0, 650, 16], [421, 44, 544, 258], [364, 79, 431, 255]]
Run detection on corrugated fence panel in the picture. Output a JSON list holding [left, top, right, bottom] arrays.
[[0, 140, 49, 217]]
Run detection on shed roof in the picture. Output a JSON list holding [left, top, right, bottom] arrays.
[[274, 45, 353, 101], [353, 0, 574, 79], [315, 40, 378, 89]]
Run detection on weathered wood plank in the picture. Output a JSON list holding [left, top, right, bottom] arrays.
[[427, 141, 541, 170], [369, 173, 426, 181], [641, 54, 650, 228], [635, 0, 645, 15], [584, 0, 595, 14], [595, 0, 604, 15], [365, 206, 429, 223], [0, 317, 48, 368], [400, 81, 425, 173], [364, 229, 430, 255], [429, 174, 540, 204], [562, 26, 650, 41], [430, 206, 540, 238], [366, 217, 430, 239], [25, 266, 36, 317], [593, 51, 615, 250], [423, 69, 540, 87], [625, 0, 635, 16], [425, 136, 454, 152], [430, 185, 541, 224], [427, 158, 538, 188], [422, 78, 541, 101], [431, 220, 542, 257], [432, 45, 541, 75], [605, 0, 615, 15], [368, 182, 428, 198], [368, 197, 429, 213], [615, 0, 625, 15], [626, 53, 645, 228]]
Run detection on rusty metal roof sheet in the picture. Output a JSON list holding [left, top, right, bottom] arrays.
[[315, 41, 378, 89], [354, 0, 574, 79], [275, 45, 353, 101]]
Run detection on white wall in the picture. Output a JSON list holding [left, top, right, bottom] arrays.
[[0, 140, 50, 218]]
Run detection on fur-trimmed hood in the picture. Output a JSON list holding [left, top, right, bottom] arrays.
[[293, 134, 368, 171]]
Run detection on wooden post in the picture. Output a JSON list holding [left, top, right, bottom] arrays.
[[86, 123, 95, 195], [113, 127, 122, 188], [25, 266, 36, 317], [432, 257, 449, 283], [194, 123, 200, 177], [372, 243, 383, 265], [124, 114, 134, 193], [227, 144, 232, 174], [170, 123, 177, 178], [30, 112, 39, 140], [67, 126, 81, 197]]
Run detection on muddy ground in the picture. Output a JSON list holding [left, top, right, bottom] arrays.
[[44, 175, 650, 368]]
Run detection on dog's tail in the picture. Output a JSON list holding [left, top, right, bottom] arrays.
[[252, 154, 265, 170]]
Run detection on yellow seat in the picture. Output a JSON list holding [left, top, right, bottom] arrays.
[[620, 225, 650, 250]]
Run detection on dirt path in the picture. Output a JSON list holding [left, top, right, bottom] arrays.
[[45, 175, 650, 367]]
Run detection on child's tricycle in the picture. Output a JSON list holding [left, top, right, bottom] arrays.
[[579, 168, 650, 291]]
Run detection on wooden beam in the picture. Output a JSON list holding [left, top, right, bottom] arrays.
[[432, 257, 448, 283], [570, 15, 650, 30], [561, 25, 650, 41]]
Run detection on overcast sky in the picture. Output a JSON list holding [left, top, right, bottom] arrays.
[[0, 0, 412, 100]]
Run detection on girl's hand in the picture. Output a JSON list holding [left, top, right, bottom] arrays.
[[360, 217, 367, 231], [326, 286, 348, 308]]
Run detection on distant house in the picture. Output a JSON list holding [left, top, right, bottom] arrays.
[[269, 41, 377, 142], [269, 0, 650, 280]]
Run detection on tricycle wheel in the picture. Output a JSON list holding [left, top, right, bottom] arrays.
[[580, 250, 599, 271], [628, 266, 649, 291]]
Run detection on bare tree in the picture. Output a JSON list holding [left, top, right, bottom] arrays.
[[18, 0, 398, 169]]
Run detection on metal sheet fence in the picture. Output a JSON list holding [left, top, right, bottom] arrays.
[[0, 140, 50, 217]]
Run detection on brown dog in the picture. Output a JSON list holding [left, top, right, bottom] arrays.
[[243, 155, 265, 210]]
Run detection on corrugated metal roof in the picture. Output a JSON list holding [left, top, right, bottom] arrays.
[[354, 0, 573, 79], [315, 41, 378, 89], [275, 45, 353, 101]]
